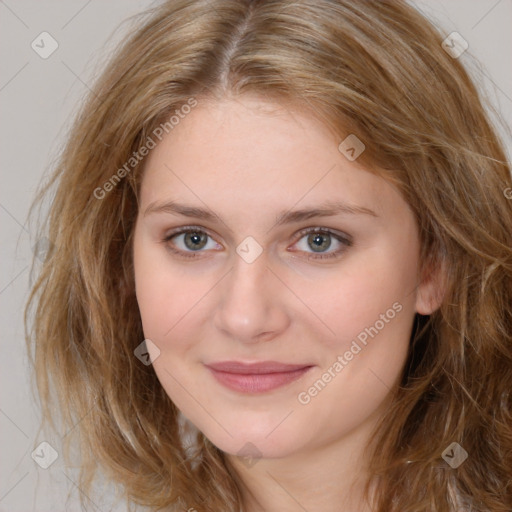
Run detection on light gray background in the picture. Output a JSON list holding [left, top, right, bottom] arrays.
[[1, 1, 511, 511]]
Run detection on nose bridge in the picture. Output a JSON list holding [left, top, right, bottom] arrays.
[[213, 242, 288, 342]]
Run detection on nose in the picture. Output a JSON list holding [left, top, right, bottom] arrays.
[[213, 245, 290, 344]]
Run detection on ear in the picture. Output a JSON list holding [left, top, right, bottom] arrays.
[[415, 255, 448, 316]]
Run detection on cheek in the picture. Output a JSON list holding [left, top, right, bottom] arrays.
[[302, 243, 419, 350], [291, 258, 416, 444], [133, 229, 197, 346]]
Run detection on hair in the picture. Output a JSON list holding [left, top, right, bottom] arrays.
[[24, 0, 512, 511]]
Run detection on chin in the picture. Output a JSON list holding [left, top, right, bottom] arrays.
[[200, 419, 306, 461]]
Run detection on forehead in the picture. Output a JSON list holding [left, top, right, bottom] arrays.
[[139, 95, 399, 218]]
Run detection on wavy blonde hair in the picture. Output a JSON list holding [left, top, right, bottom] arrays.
[[25, 0, 512, 510]]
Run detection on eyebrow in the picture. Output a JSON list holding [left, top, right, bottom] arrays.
[[143, 199, 378, 226]]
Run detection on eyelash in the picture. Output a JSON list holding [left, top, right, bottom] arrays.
[[161, 226, 352, 261]]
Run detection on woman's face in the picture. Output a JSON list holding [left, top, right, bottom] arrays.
[[133, 94, 439, 460]]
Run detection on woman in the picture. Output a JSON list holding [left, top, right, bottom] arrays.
[[25, 1, 512, 510]]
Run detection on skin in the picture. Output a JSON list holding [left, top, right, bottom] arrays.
[[132, 93, 444, 511]]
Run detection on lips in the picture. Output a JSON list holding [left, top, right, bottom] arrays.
[[205, 361, 314, 393]]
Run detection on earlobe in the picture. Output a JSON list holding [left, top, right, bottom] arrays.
[[414, 256, 448, 316]]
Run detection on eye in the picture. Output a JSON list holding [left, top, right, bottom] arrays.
[[290, 227, 352, 260], [162, 226, 352, 261], [162, 227, 220, 259]]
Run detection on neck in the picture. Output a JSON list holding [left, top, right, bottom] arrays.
[[224, 410, 382, 512]]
